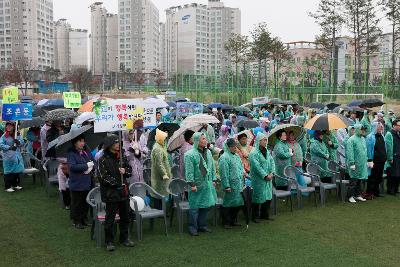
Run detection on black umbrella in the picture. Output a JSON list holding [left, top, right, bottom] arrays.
[[359, 99, 385, 108], [350, 106, 365, 113], [167, 101, 177, 108], [326, 102, 340, 110], [269, 98, 284, 105], [44, 109, 78, 121], [309, 102, 325, 110], [202, 105, 212, 114], [222, 104, 235, 112], [32, 105, 47, 117], [19, 117, 45, 129], [332, 106, 352, 113], [348, 100, 362, 107], [241, 185, 253, 228], [283, 100, 299, 106], [174, 97, 188, 103], [40, 99, 64, 111], [235, 120, 259, 129], [147, 123, 180, 149], [52, 125, 107, 157]]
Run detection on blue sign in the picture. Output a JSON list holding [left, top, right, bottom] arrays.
[[182, 14, 191, 24], [2, 103, 33, 121], [176, 102, 203, 118]]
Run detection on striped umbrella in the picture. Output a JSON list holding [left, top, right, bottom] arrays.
[[304, 114, 348, 131]]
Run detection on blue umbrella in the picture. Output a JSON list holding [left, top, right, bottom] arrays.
[[208, 103, 223, 109]]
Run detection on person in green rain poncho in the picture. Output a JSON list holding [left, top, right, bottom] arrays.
[[150, 129, 172, 198], [218, 138, 244, 228], [323, 130, 339, 163], [184, 133, 217, 236], [250, 133, 275, 223], [360, 110, 372, 136], [285, 105, 294, 119], [346, 124, 368, 203], [310, 131, 332, 183], [343, 126, 355, 152], [273, 130, 292, 189], [200, 124, 216, 144], [294, 115, 308, 158]]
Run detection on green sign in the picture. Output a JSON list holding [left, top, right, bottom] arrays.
[[2, 86, 19, 104], [63, 92, 82, 108]]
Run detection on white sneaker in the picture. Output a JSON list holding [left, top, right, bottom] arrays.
[[5, 188, 15, 193], [14, 186, 23, 190], [348, 197, 357, 203], [356, 196, 367, 202]]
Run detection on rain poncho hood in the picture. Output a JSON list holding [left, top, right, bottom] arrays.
[[155, 129, 168, 145]]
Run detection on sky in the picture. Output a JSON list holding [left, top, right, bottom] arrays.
[[53, 0, 323, 42]]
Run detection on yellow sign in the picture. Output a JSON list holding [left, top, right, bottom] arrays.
[[63, 92, 82, 109], [125, 107, 145, 130], [2, 86, 19, 104]]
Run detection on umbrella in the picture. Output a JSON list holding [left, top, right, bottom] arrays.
[[326, 102, 340, 110], [78, 97, 112, 112], [235, 106, 251, 113], [222, 104, 235, 112], [269, 98, 284, 105], [348, 100, 363, 107], [283, 100, 299, 106], [19, 117, 45, 129], [167, 101, 177, 108], [241, 184, 253, 228], [207, 103, 223, 109], [235, 120, 259, 129], [32, 105, 47, 117], [147, 123, 180, 150], [202, 105, 212, 114], [350, 106, 365, 113], [359, 99, 385, 108], [309, 102, 325, 110], [304, 114, 348, 131], [167, 123, 203, 152], [75, 112, 95, 125], [44, 108, 78, 121], [40, 99, 64, 111], [182, 114, 220, 125], [267, 124, 305, 147], [332, 106, 352, 113], [174, 97, 188, 103], [37, 99, 48, 106], [143, 97, 169, 108], [53, 125, 107, 157]]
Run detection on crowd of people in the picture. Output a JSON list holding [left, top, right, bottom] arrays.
[[1, 101, 399, 252]]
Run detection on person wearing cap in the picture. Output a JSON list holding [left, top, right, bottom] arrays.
[[346, 124, 368, 203], [219, 138, 244, 228], [0, 122, 24, 192], [98, 134, 134, 251], [67, 135, 95, 229], [385, 119, 400, 195], [184, 133, 217, 236], [366, 122, 387, 197], [151, 129, 172, 200], [249, 133, 275, 223], [179, 130, 194, 179]]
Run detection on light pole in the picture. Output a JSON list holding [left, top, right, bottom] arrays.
[[115, 56, 118, 90]]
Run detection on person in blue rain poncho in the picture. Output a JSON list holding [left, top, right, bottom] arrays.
[[346, 124, 368, 203], [0, 122, 25, 192], [219, 138, 244, 228], [249, 133, 275, 223], [184, 132, 217, 236]]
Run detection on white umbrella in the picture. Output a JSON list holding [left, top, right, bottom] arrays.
[[75, 112, 95, 125], [181, 114, 220, 125], [143, 98, 169, 108], [168, 123, 203, 152]]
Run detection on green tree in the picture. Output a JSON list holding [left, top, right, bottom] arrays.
[[224, 33, 250, 88]]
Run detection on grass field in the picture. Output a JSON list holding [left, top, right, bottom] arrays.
[[1, 180, 399, 267]]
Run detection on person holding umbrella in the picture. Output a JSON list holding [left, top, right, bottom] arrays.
[[0, 122, 24, 192], [97, 135, 135, 251], [67, 135, 95, 229], [323, 130, 339, 163], [184, 133, 217, 236], [346, 124, 368, 203], [273, 130, 293, 190], [219, 138, 244, 229], [249, 133, 275, 223], [310, 131, 332, 183]]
